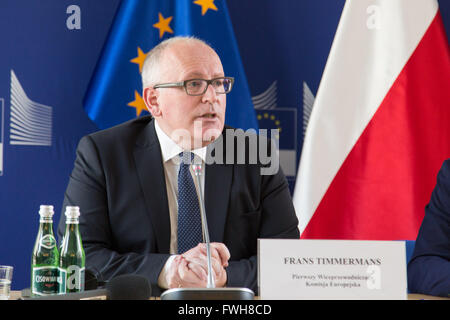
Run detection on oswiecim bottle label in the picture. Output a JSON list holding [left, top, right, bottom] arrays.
[[31, 266, 63, 296]]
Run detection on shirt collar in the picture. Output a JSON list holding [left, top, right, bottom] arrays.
[[154, 120, 207, 163]]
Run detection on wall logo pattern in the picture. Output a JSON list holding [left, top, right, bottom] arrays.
[[10, 70, 52, 146], [252, 81, 298, 179], [0, 98, 4, 176]]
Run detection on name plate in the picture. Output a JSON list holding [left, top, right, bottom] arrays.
[[258, 239, 407, 300]]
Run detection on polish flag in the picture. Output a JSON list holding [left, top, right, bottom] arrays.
[[293, 0, 450, 240]]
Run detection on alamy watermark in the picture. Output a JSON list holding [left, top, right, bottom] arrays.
[[170, 121, 280, 176], [66, 5, 81, 30], [366, 5, 382, 30]]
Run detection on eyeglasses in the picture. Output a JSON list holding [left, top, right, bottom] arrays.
[[153, 77, 234, 96]]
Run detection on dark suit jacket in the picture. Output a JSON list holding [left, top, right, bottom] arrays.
[[57, 116, 299, 295], [407, 159, 450, 297]]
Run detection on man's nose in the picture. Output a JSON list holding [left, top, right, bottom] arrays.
[[201, 83, 219, 104]]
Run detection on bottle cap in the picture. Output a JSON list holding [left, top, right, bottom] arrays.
[[39, 205, 54, 217], [65, 206, 80, 219]]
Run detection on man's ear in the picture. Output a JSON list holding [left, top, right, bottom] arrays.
[[143, 86, 162, 117]]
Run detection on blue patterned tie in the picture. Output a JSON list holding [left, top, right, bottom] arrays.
[[177, 152, 203, 253]]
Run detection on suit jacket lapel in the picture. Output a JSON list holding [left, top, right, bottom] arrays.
[[204, 135, 232, 243], [133, 119, 171, 253]]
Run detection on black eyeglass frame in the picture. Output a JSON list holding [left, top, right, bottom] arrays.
[[153, 76, 235, 96]]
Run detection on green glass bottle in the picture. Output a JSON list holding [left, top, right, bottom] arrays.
[[31, 205, 63, 296], [60, 206, 85, 293]]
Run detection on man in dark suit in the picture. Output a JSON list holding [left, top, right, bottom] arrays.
[[407, 159, 450, 297], [57, 36, 299, 295]]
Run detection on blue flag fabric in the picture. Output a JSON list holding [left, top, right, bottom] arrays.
[[83, 0, 258, 131]]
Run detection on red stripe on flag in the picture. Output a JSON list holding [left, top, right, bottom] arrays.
[[302, 12, 450, 240]]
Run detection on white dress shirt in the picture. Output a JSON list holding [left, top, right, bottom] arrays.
[[154, 120, 207, 254], [154, 120, 208, 288]]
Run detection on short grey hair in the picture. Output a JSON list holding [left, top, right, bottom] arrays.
[[141, 36, 214, 88]]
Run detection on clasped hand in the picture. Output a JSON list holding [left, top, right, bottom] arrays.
[[165, 242, 230, 288]]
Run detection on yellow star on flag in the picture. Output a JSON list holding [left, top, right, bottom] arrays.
[[128, 91, 147, 117], [193, 0, 218, 16], [153, 13, 173, 38], [130, 47, 148, 73]]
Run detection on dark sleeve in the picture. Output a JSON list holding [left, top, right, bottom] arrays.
[[407, 159, 450, 297], [226, 166, 300, 293], [57, 135, 169, 295]]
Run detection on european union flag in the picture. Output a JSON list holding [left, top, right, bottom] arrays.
[[84, 0, 258, 131]]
